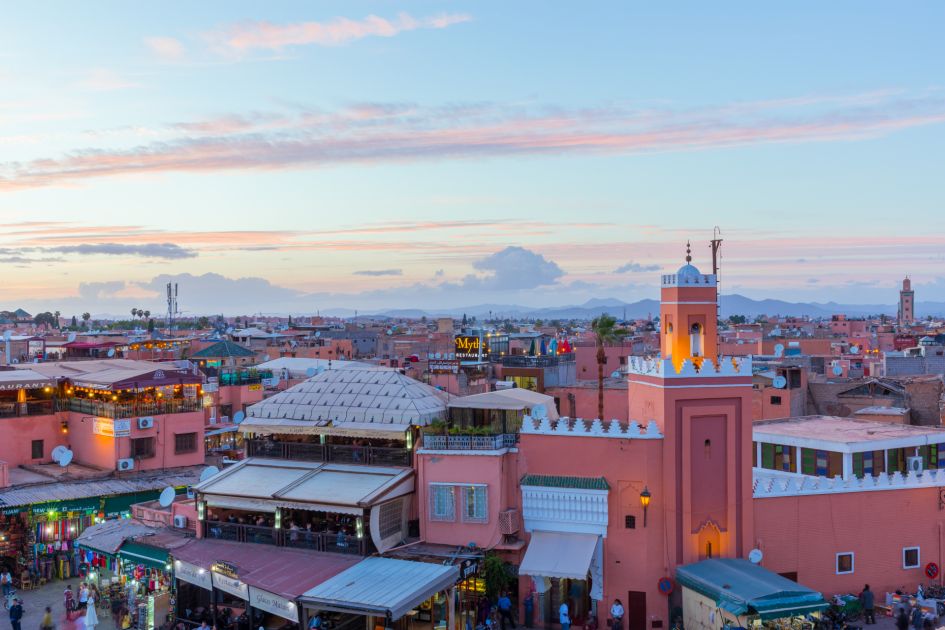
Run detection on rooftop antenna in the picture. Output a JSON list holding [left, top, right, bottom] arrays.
[[166, 282, 179, 332], [711, 227, 723, 362]]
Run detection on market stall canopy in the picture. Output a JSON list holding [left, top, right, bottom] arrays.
[[75, 519, 155, 556], [173, 537, 359, 602], [18, 359, 203, 389], [194, 458, 414, 515], [301, 556, 459, 620], [518, 531, 599, 581], [0, 369, 55, 391], [676, 558, 828, 620], [448, 388, 560, 421], [241, 367, 447, 433]]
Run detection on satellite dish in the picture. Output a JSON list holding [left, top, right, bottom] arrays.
[[270, 375, 280, 387], [57, 449, 74, 467], [773, 344, 785, 358], [263, 354, 271, 361], [850, 345, 859, 355], [610, 370, 622, 379], [199, 466, 220, 483], [107, 348, 116, 357], [832, 364, 843, 376], [51, 446, 68, 461], [531, 404, 547, 420], [158, 486, 176, 507], [67, 332, 77, 343], [773, 376, 787, 389], [2, 330, 10, 342], [305, 367, 317, 378], [233, 410, 245, 424], [314, 332, 321, 338], [748, 548, 763, 564]]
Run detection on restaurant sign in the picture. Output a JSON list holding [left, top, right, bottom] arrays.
[[454, 336, 486, 361], [211, 569, 248, 600], [211, 560, 239, 579], [174, 560, 212, 590], [429, 359, 460, 374], [249, 586, 298, 621], [92, 418, 131, 438]]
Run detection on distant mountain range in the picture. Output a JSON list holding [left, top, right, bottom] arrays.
[[319, 294, 945, 320]]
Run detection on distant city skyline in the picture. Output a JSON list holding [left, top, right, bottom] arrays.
[[1, 2, 943, 314]]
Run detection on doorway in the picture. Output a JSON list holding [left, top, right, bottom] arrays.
[[627, 591, 647, 630]]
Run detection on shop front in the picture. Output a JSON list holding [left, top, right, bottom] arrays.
[[119, 540, 175, 630], [174, 559, 213, 628], [676, 559, 827, 630], [30, 497, 101, 582]]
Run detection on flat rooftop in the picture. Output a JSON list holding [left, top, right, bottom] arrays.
[[853, 406, 909, 416], [753, 415, 945, 453]]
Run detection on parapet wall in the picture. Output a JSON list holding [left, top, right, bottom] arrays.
[[627, 355, 752, 378], [522, 415, 663, 440], [753, 467, 945, 498]]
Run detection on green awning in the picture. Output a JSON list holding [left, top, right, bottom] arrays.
[[678, 559, 827, 621], [118, 541, 169, 571]]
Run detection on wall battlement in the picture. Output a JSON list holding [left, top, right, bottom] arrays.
[[522, 414, 663, 440], [627, 355, 752, 378], [753, 467, 945, 497]]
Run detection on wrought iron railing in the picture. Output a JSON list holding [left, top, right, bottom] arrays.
[[60, 397, 203, 418], [422, 433, 518, 450], [205, 521, 366, 554]]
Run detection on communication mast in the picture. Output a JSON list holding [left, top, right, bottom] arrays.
[[710, 227, 723, 361], [166, 282, 179, 330]]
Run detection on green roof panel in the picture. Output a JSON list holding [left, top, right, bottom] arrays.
[[520, 474, 609, 490]]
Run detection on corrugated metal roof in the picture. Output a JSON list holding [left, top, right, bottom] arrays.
[[76, 519, 155, 555], [0, 468, 202, 508], [301, 557, 458, 619], [520, 474, 609, 490]]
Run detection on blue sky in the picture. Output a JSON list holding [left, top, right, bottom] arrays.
[[0, 2, 943, 315]]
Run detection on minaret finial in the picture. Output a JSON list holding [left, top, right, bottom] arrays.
[[685, 240, 692, 263]]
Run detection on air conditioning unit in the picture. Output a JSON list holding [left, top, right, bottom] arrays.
[[173, 515, 188, 528], [137, 417, 155, 429], [907, 456, 924, 473], [117, 458, 135, 471], [498, 509, 520, 536]]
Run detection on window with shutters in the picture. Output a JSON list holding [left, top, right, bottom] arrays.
[[429, 485, 455, 522], [461, 485, 488, 523], [175, 432, 197, 454]]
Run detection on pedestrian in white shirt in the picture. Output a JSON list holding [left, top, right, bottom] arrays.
[[610, 600, 625, 630]]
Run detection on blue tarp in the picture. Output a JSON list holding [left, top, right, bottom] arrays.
[[677, 558, 828, 620]]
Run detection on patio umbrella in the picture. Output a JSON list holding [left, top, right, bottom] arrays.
[[528, 339, 536, 356]]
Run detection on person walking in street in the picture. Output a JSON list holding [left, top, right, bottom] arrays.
[[8, 598, 22, 630], [0, 572, 11, 599], [559, 603, 571, 630], [859, 585, 875, 625], [911, 605, 923, 630], [40, 606, 54, 630], [84, 589, 99, 630], [64, 585, 75, 620], [896, 607, 910, 630], [610, 599, 625, 630], [497, 592, 516, 630], [78, 584, 89, 611]]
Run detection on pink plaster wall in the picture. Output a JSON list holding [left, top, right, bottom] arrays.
[[417, 451, 518, 549], [574, 345, 631, 380], [545, 385, 629, 421], [754, 488, 945, 597], [0, 412, 68, 467], [66, 410, 205, 471]]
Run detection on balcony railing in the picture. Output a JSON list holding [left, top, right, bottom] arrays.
[[204, 521, 366, 554], [246, 439, 411, 467], [60, 397, 203, 419], [421, 433, 518, 451], [0, 400, 55, 418], [500, 353, 575, 368]]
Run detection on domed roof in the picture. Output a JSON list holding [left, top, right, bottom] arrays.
[[245, 367, 448, 426], [677, 263, 702, 280]]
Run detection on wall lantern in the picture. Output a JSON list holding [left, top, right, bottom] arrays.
[[640, 486, 651, 527]]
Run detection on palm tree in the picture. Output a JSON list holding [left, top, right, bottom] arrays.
[[591, 314, 619, 421], [143, 310, 150, 320], [131, 308, 138, 320], [81, 312, 91, 328]]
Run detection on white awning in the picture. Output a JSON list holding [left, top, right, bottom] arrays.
[[203, 495, 277, 513], [519, 532, 599, 580], [301, 557, 459, 620]]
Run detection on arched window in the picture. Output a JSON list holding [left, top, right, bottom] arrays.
[[704, 439, 711, 459], [690, 322, 703, 357]]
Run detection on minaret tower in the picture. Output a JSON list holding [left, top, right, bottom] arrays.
[[899, 277, 914, 325], [627, 240, 754, 567]]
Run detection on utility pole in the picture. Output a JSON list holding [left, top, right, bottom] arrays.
[[710, 227, 723, 362]]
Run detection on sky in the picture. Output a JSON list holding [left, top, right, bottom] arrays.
[[1, 2, 944, 316]]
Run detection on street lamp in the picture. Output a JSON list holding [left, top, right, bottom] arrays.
[[640, 487, 651, 527]]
